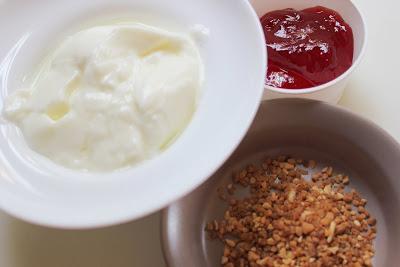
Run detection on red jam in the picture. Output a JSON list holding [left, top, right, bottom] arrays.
[[261, 6, 354, 89]]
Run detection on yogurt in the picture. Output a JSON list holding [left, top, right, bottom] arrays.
[[3, 23, 203, 172]]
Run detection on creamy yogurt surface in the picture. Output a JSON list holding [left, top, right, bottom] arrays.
[[3, 23, 203, 172]]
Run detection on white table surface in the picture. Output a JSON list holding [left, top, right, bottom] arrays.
[[0, 0, 398, 266]]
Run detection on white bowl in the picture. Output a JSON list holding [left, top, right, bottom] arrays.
[[0, 0, 266, 228], [250, 0, 367, 104]]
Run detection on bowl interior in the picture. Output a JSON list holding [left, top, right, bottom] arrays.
[[0, 0, 265, 228], [162, 99, 400, 267]]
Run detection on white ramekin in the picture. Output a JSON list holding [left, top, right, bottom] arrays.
[[250, 0, 367, 104]]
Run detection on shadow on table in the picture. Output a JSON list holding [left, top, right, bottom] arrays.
[[5, 212, 166, 267]]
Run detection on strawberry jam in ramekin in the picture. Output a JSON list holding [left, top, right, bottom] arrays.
[[261, 6, 354, 89]]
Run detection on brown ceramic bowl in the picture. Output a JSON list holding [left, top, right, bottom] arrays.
[[162, 99, 400, 267]]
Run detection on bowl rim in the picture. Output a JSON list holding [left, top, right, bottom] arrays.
[[262, 0, 368, 95]]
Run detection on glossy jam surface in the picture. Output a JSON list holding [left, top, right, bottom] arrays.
[[261, 6, 354, 89]]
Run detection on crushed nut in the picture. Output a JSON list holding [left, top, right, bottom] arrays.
[[207, 156, 377, 266]]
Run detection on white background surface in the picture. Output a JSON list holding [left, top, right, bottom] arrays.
[[0, 0, 398, 266]]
